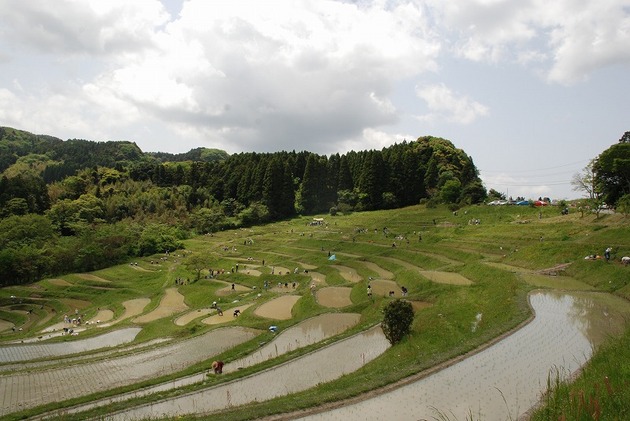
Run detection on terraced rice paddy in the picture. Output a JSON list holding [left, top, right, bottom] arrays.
[[1, 205, 629, 420]]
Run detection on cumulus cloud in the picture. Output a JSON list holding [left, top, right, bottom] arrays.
[[415, 83, 489, 124], [332, 128, 413, 155], [427, 0, 630, 84], [0, 0, 444, 153], [545, 2, 630, 84], [0, 0, 627, 160], [0, 0, 169, 55]]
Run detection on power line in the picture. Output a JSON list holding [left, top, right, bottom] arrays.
[[479, 159, 589, 174], [484, 169, 578, 179], [484, 180, 572, 187]]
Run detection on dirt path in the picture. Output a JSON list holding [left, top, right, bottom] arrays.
[[202, 303, 254, 324], [216, 282, 252, 296], [332, 265, 362, 283], [99, 298, 150, 328], [0, 320, 13, 333], [368, 279, 399, 297], [309, 272, 327, 285], [76, 274, 111, 283], [47, 278, 72, 286], [380, 256, 424, 272], [420, 270, 473, 285], [88, 309, 114, 324], [175, 308, 215, 326], [361, 261, 393, 279]]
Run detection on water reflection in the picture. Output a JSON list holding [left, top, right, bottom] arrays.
[[108, 325, 390, 420], [0, 327, 141, 363], [543, 290, 630, 350], [300, 291, 630, 421], [228, 313, 361, 371]]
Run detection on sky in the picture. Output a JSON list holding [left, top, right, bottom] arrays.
[[1, 0, 629, 200]]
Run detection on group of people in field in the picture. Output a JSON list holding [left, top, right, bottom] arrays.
[[584, 247, 630, 265]]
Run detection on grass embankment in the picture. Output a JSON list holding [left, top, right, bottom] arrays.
[[530, 328, 630, 421], [1, 204, 629, 420]]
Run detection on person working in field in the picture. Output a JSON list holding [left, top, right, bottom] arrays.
[[211, 360, 224, 374]]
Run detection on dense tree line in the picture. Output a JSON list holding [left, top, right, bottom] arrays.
[[121, 136, 486, 217], [0, 127, 487, 285], [147, 147, 229, 163], [594, 131, 630, 206], [0, 214, 184, 286], [572, 132, 630, 212]]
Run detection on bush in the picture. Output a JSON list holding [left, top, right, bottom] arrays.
[[381, 299, 414, 345]]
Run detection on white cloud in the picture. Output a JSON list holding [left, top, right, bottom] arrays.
[[333, 128, 412, 155], [426, 0, 630, 84], [0, 0, 445, 153], [544, 1, 630, 84], [0, 0, 627, 201], [415, 83, 489, 124], [0, 89, 23, 123], [516, 49, 547, 65], [479, 172, 553, 199], [0, 0, 169, 56]]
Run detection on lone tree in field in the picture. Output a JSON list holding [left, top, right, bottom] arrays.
[[185, 253, 210, 282], [381, 299, 414, 345]]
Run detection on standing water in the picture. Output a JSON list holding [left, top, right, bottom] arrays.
[[299, 291, 630, 420]]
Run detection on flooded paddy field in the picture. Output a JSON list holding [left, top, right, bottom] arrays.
[[40, 313, 365, 419], [50, 290, 628, 421], [0, 327, 258, 416], [105, 325, 390, 420], [2, 205, 629, 421], [98, 282, 628, 418], [0, 327, 141, 363], [297, 290, 630, 420]]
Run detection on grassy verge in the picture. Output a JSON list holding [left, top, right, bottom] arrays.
[[529, 328, 630, 420]]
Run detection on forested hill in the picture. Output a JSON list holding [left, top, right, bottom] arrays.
[[0, 125, 486, 284], [1, 125, 486, 217], [0, 126, 228, 180]]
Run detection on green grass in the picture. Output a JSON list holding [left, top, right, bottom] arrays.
[[530, 328, 630, 421], [1, 203, 630, 420]]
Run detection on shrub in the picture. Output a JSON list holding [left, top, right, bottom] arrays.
[[381, 299, 414, 345]]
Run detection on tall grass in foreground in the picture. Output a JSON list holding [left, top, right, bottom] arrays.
[[531, 328, 630, 421]]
